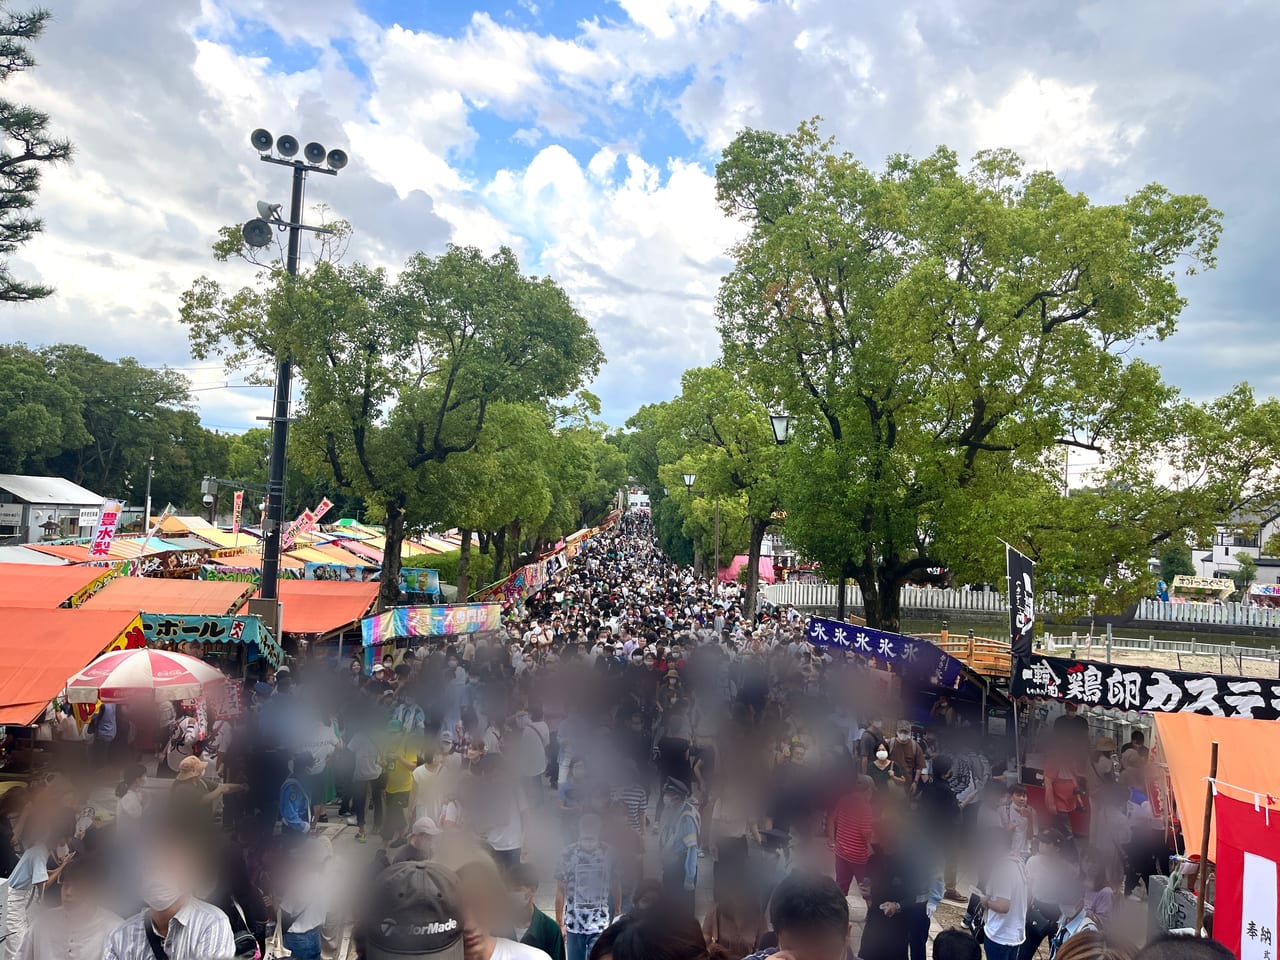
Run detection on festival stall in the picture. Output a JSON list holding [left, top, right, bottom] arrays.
[[718, 555, 776, 585], [0, 562, 119, 608], [1249, 583, 1280, 608], [0, 608, 145, 726], [360, 602, 502, 669], [259, 579, 380, 650], [1171, 575, 1235, 603], [79, 576, 255, 616]]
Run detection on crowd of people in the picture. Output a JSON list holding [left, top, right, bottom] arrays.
[[0, 512, 1234, 960]]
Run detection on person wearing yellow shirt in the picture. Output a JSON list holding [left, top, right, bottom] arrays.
[[382, 720, 420, 843]]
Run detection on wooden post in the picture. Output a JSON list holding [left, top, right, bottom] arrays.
[[1195, 740, 1219, 935]]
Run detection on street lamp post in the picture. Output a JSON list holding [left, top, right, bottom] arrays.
[[143, 454, 155, 533], [769, 411, 791, 446], [242, 129, 348, 633]]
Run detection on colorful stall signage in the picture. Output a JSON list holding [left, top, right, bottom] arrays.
[[1007, 544, 1035, 661], [304, 562, 380, 582], [68, 564, 124, 607], [806, 615, 965, 689], [88, 499, 121, 557], [361, 603, 501, 647], [140, 613, 282, 667], [400, 568, 440, 594], [1012, 653, 1280, 720], [231, 491, 244, 537]]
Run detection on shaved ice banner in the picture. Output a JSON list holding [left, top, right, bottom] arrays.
[[361, 602, 501, 647]]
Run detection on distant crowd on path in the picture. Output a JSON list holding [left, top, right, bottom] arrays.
[[0, 511, 1233, 960]]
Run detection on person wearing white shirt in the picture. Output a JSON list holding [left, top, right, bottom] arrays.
[[980, 852, 1028, 960], [17, 858, 122, 960]]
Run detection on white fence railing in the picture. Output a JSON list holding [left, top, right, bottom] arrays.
[[1042, 630, 1280, 664], [763, 582, 1006, 614], [1134, 597, 1280, 629]]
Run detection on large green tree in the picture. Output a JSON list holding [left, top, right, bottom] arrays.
[[714, 121, 1277, 629], [0, 5, 71, 302], [182, 244, 603, 608], [655, 365, 782, 615]]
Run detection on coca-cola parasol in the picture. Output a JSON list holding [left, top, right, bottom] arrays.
[[66, 647, 225, 703]]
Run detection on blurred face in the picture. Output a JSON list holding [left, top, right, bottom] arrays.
[[60, 876, 89, 913], [466, 744, 484, 764]]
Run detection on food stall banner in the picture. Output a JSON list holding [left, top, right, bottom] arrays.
[[1012, 653, 1280, 719], [88, 499, 122, 557], [1172, 574, 1234, 601], [1006, 544, 1035, 660], [281, 497, 334, 551], [304, 562, 380, 582], [140, 613, 282, 667], [400, 568, 440, 594], [1213, 792, 1280, 959], [806, 615, 965, 689], [361, 603, 501, 646], [231, 492, 244, 537]]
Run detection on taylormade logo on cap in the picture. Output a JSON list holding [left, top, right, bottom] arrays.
[[380, 917, 459, 937]]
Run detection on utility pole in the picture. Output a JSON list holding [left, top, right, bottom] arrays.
[[143, 454, 154, 536], [241, 129, 347, 636]]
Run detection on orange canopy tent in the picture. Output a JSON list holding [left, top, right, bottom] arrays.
[[257, 580, 379, 636], [1154, 712, 1280, 859], [0, 608, 141, 724], [80, 577, 254, 616], [0, 563, 111, 609]]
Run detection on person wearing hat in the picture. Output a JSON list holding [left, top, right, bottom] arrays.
[[393, 817, 443, 864], [169, 756, 244, 859], [657, 777, 700, 912], [355, 861, 465, 960]]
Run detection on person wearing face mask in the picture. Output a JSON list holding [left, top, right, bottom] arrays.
[[888, 724, 927, 794], [555, 815, 618, 960], [1047, 882, 1098, 960], [867, 746, 906, 794], [509, 864, 565, 960], [15, 856, 122, 960], [103, 833, 235, 960], [657, 778, 700, 913]]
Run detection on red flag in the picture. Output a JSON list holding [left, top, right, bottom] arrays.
[[1215, 791, 1280, 957]]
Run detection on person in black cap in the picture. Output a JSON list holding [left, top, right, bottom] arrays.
[[355, 860, 466, 960], [657, 777, 700, 913]]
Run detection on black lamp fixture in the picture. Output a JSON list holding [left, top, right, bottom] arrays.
[[683, 473, 696, 491], [770, 411, 791, 445]]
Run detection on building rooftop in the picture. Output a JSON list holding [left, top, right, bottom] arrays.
[[0, 475, 104, 506]]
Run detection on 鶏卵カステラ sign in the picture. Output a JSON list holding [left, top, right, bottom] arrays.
[[1012, 653, 1280, 719]]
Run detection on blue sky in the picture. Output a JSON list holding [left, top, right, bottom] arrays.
[[3, 0, 1280, 433]]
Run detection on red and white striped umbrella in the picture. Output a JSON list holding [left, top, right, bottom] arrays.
[[66, 648, 225, 703]]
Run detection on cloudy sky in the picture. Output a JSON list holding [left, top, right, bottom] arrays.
[[2, 0, 1278, 431]]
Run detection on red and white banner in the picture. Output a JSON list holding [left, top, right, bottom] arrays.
[[281, 497, 334, 550], [88, 499, 122, 557], [231, 491, 244, 537], [1214, 791, 1280, 957]]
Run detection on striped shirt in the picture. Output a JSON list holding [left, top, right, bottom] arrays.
[[103, 899, 236, 960], [832, 795, 874, 864], [612, 785, 649, 831]]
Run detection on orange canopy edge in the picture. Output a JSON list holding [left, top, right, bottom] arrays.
[[1153, 711, 1280, 861], [80, 577, 253, 616], [0, 564, 107, 609], [0, 608, 140, 725], [256, 580, 379, 635]]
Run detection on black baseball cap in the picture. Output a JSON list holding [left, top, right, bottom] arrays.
[[361, 861, 465, 960]]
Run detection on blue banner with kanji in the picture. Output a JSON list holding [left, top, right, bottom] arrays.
[[806, 616, 965, 689]]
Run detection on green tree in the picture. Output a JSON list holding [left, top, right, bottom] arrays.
[[0, 5, 71, 302], [0, 343, 87, 471], [182, 245, 603, 609], [1232, 550, 1258, 600], [1159, 543, 1196, 583], [655, 366, 782, 615], [715, 121, 1238, 629]]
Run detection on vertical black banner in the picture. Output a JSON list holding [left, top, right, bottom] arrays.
[[1007, 545, 1035, 660]]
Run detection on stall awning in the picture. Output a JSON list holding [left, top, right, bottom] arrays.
[[24, 537, 190, 562], [1154, 712, 1280, 859], [210, 553, 305, 571], [0, 546, 68, 565], [192, 528, 261, 548], [287, 544, 379, 567], [0, 564, 112, 608], [334, 539, 385, 564], [265, 580, 379, 636], [0, 608, 140, 725], [80, 577, 254, 616]]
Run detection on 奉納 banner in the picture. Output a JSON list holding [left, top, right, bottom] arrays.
[[1006, 544, 1035, 661], [1012, 653, 1280, 719], [806, 615, 965, 689], [360, 603, 501, 646], [1214, 791, 1280, 958]]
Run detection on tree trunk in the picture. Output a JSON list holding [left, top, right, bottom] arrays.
[[378, 501, 407, 611], [693, 540, 703, 578], [743, 517, 769, 623], [837, 573, 847, 622], [492, 526, 508, 580], [857, 569, 903, 632], [457, 527, 473, 597], [478, 530, 491, 555]]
